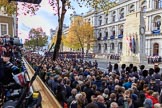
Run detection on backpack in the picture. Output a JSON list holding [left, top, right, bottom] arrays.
[[143, 98, 153, 108]]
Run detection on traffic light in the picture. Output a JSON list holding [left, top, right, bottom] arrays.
[[8, 0, 42, 4]]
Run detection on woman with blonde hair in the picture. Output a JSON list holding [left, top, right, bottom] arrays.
[[154, 103, 162, 108], [152, 92, 159, 106]]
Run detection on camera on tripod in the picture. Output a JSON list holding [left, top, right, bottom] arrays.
[[1, 36, 22, 46]]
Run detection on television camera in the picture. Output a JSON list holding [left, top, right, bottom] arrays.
[[0, 36, 22, 46]]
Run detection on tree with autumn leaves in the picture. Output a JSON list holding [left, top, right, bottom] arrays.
[[0, 0, 40, 16], [0, 0, 117, 60], [24, 27, 48, 50], [49, 0, 117, 60], [63, 16, 95, 55]]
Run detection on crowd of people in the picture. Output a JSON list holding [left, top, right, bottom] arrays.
[[147, 56, 162, 64], [45, 52, 95, 59], [107, 54, 120, 60], [25, 52, 162, 108]]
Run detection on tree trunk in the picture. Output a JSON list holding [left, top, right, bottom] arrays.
[[82, 47, 84, 59], [86, 43, 90, 56], [52, 29, 62, 60], [52, 1, 66, 61]]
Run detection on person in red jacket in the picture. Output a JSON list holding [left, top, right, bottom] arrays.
[[145, 90, 154, 99], [151, 92, 159, 106]]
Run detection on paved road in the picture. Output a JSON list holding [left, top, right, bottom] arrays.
[[84, 58, 162, 72], [84, 58, 117, 72]]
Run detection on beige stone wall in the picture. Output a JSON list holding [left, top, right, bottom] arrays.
[[124, 13, 140, 35], [0, 16, 14, 36], [120, 12, 148, 66]]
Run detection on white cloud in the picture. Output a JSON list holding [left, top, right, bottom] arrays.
[[18, 0, 90, 43]]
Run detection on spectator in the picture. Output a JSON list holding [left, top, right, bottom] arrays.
[[86, 103, 98, 108], [25, 52, 162, 108], [95, 95, 106, 108], [67, 88, 77, 106], [70, 93, 85, 108], [110, 102, 118, 108]]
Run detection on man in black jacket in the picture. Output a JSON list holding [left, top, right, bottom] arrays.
[[95, 95, 106, 108]]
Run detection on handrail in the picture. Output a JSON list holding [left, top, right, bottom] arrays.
[[22, 58, 62, 108]]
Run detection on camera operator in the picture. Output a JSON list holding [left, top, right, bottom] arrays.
[[0, 37, 20, 85]]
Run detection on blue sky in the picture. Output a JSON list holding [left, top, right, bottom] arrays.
[[18, 0, 90, 42]]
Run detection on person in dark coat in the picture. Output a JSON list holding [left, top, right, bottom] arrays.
[[56, 85, 67, 107], [121, 64, 126, 74], [95, 95, 106, 108], [65, 79, 72, 99], [107, 62, 113, 73], [114, 63, 120, 76], [83, 81, 94, 103], [86, 103, 98, 108], [93, 76, 102, 91], [139, 65, 145, 77], [147, 68, 154, 82], [132, 66, 139, 79], [106, 93, 117, 108]]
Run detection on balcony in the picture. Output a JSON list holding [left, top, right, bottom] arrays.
[[97, 36, 102, 40], [110, 35, 115, 40], [103, 36, 108, 40], [118, 34, 123, 38], [152, 29, 160, 35]]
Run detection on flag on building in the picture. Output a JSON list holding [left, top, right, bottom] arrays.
[[129, 36, 132, 51], [126, 36, 128, 43], [132, 37, 136, 53], [126, 36, 130, 48]]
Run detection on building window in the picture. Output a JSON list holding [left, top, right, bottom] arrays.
[[104, 43, 107, 51], [103, 31, 108, 40], [141, 0, 147, 12], [118, 42, 122, 51], [99, 16, 102, 25], [0, 24, 8, 36], [119, 25, 123, 35], [142, 6, 147, 12], [118, 25, 123, 38], [110, 43, 114, 50], [153, 16, 161, 30], [154, 0, 162, 9], [129, 4, 135, 13], [105, 14, 108, 24], [112, 11, 116, 22], [100, 32, 102, 38], [153, 43, 159, 56], [97, 32, 102, 40], [98, 43, 101, 51], [105, 32, 108, 37], [120, 8, 124, 19], [112, 27, 115, 36], [88, 19, 91, 24]]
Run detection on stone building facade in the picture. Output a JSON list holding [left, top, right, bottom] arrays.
[[83, 0, 162, 57], [0, 7, 17, 37]]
